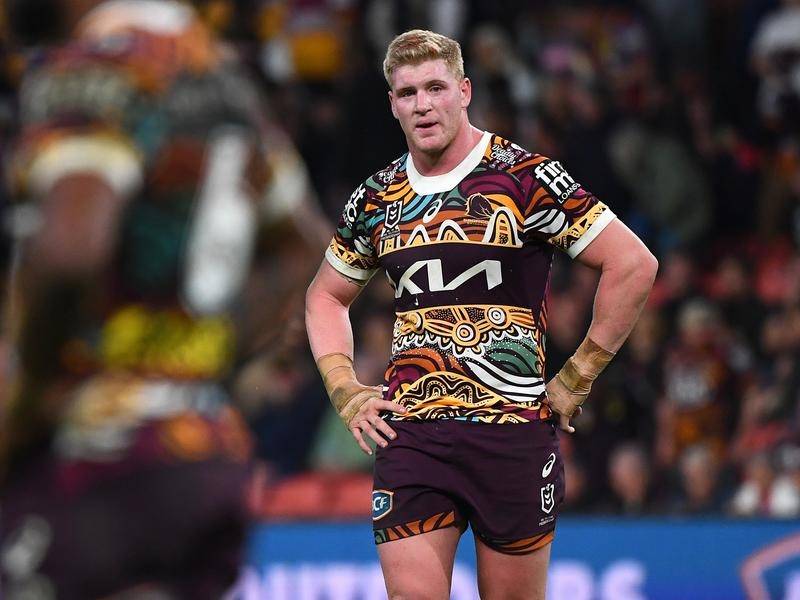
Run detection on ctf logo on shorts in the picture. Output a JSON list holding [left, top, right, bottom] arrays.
[[372, 489, 394, 521], [541, 483, 555, 514]]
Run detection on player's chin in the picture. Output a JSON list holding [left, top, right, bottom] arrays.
[[413, 132, 446, 154]]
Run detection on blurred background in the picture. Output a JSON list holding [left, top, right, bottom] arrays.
[[1, 0, 800, 598]]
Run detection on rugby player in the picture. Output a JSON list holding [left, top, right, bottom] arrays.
[[306, 29, 658, 599], [0, 0, 315, 597]]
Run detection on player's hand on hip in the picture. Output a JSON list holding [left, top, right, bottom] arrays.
[[347, 390, 406, 455], [544, 376, 585, 434], [315, 353, 406, 455]]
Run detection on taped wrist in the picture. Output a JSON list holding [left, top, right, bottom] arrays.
[[555, 337, 615, 399], [317, 353, 375, 426]]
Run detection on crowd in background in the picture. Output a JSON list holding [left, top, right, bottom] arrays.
[[2, 0, 800, 519]]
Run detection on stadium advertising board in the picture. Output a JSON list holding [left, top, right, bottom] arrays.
[[228, 519, 800, 600]]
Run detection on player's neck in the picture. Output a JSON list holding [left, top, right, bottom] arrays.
[[409, 122, 483, 177]]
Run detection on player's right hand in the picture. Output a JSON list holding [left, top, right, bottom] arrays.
[[347, 392, 406, 455], [544, 376, 585, 434]]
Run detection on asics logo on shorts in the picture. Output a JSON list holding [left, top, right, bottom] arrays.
[[372, 490, 394, 521], [542, 453, 556, 478]]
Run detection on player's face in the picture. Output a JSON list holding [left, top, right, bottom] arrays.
[[388, 59, 471, 157]]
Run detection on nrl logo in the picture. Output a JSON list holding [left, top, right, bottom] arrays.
[[372, 489, 394, 520], [541, 483, 555, 514], [380, 202, 403, 240]]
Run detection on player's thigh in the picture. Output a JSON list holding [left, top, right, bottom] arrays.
[[378, 525, 462, 600], [474, 535, 552, 600]]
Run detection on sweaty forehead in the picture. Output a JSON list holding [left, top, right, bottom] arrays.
[[390, 59, 457, 90]]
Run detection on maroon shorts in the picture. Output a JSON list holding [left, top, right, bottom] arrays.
[[0, 426, 252, 600], [372, 419, 564, 555]]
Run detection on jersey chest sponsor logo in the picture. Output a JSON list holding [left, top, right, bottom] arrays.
[[388, 259, 502, 298], [372, 490, 394, 520], [534, 159, 581, 202]]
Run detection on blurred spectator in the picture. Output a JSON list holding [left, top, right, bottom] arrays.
[[731, 384, 792, 468], [709, 254, 767, 352], [601, 442, 658, 515], [656, 300, 753, 468], [234, 316, 329, 478], [729, 451, 798, 517], [467, 23, 536, 138], [669, 444, 728, 515], [364, 0, 467, 56], [750, 0, 800, 131], [608, 121, 712, 253], [648, 248, 703, 332], [561, 453, 593, 514]]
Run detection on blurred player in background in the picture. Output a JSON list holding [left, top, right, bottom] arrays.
[[306, 30, 657, 599], [0, 0, 319, 597]]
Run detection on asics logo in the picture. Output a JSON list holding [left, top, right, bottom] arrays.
[[542, 453, 556, 478]]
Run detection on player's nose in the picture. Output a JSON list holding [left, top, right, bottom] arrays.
[[414, 91, 432, 112]]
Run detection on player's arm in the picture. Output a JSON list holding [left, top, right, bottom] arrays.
[[305, 260, 406, 455], [25, 172, 129, 276], [546, 218, 658, 432]]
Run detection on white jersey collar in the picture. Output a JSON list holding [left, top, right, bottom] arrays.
[[406, 130, 492, 195]]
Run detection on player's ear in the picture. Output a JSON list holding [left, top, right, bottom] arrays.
[[388, 91, 398, 120], [460, 77, 471, 109]]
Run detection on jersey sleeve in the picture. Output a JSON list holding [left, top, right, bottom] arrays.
[[324, 181, 379, 284], [520, 156, 616, 258]]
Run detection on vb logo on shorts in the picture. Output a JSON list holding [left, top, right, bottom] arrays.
[[540, 483, 555, 514], [372, 489, 394, 521]]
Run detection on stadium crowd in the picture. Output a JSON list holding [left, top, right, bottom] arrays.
[[2, 0, 800, 519]]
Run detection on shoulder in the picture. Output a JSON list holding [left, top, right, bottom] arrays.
[[484, 134, 536, 171], [340, 155, 406, 227], [364, 154, 408, 191]]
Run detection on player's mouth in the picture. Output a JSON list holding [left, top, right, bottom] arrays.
[[415, 121, 438, 131]]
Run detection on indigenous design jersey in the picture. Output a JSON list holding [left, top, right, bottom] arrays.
[[3, 0, 306, 464], [327, 132, 615, 423]]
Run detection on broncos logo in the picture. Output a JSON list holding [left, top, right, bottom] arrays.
[[465, 193, 494, 220]]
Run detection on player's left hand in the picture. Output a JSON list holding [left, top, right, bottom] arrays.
[[544, 376, 585, 434]]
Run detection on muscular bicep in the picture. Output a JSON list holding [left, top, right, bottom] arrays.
[[573, 218, 654, 272], [307, 259, 367, 309]]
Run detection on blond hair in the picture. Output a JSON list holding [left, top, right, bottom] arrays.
[[383, 29, 464, 87]]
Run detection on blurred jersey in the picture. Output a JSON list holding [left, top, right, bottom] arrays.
[[5, 0, 310, 466], [1, 1, 310, 596]]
